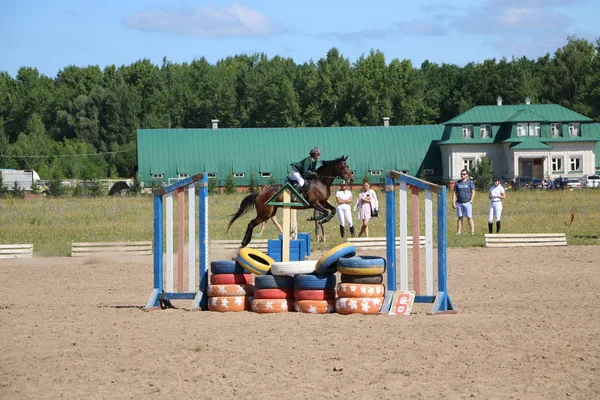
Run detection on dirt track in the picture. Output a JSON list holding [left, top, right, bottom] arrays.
[[1, 246, 599, 399]]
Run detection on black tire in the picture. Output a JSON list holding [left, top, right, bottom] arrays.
[[210, 260, 248, 274], [294, 273, 337, 290], [340, 274, 384, 284], [254, 275, 294, 290]]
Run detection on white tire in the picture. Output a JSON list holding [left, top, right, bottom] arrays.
[[270, 260, 317, 276]]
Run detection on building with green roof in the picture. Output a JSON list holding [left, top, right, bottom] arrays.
[[137, 98, 600, 187], [439, 97, 600, 181]]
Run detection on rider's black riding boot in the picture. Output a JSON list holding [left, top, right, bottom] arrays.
[[488, 223, 493, 234], [349, 226, 355, 237], [496, 221, 501, 233], [339, 225, 345, 238]]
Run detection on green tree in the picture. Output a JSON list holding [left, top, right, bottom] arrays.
[[224, 171, 236, 194], [471, 157, 493, 191]]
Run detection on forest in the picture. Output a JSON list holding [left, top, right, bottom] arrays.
[[0, 36, 599, 181]]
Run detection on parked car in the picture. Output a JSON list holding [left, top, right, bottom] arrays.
[[583, 175, 600, 188], [565, 178, 582, 189]]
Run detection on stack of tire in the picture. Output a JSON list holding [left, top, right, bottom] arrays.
[[251, 275, 295, 313], [293, 243, 356, 314], [335, 256, 386, 315], [235, 247, 293, 313], [208, 260, 254, 312]]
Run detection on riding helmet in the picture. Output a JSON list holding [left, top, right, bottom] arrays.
[[310, 147, 321, 156]]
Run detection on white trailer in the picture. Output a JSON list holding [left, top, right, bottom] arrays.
[[1, 169, 43, 191]]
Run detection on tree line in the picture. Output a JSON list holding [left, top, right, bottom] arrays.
[[1, 36, 599, 182]]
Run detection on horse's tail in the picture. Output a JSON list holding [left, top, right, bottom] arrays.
[[227, 193, 259, 232]]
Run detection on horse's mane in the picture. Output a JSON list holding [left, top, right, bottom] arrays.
[[318, 156, 347, 168]]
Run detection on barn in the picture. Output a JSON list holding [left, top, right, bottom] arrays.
[[137, 100, 600, 187]]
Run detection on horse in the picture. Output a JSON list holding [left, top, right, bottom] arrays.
[[227, 156, 354, 247]]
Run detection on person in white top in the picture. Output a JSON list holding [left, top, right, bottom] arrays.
[[335, 181, 354, 238], [488, 176, 506, 234]]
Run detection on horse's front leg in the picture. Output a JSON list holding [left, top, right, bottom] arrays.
[[318, 202, 337, 224], [308, 203, 329, 221]]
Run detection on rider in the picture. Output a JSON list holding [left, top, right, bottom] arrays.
[[289, 147, 321, 194]]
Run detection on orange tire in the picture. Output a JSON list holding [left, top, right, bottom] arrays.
[[335, 297, 384, 315], [251, 298, 294, 313], [293, 289, 336, 301], [336, 283, 385, 298], [254, 288, 294, 299], [210, 273, 254, 285], [294, 299, 335, 314], [207, 284, 254, 297], [208, 296, 250, 312]]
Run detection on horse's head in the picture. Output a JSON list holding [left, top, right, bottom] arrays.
[[335, 156, 354, 184], [317, 156, 354, 184]]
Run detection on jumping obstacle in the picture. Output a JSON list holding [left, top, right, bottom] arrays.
[[145, 173, 208, 310], [265, 183, 308, 262], [382, 171, 455, 314]]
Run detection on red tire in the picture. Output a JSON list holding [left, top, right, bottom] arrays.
[[293, 288, 336, 300], [210, 273, 254, 285], [335, 297, 384, 315], [336, 283, 385, 298], [295, 300, 335, 314], [208, 296, 250, 312], [251, 298, 294, 313], [254, 288, 294, 299]]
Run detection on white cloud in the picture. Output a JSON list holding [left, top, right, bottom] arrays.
[[124, 2, 277, 38]]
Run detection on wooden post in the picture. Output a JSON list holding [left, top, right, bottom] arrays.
[[282, 191, 291, 262], [411, 186, 420, 295], [177, 187, 185, 292]]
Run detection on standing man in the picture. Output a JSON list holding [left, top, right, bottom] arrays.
[[488, 176, 506, 233], [452, 169, 476, 235]]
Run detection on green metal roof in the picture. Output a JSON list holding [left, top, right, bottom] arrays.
[[137, 125, 444, 185], [444, 104, 592, 124], [509, 138, 553, 150]]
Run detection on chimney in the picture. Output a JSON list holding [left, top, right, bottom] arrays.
[[525, 97, 531, 105], [211, 119, 219, 130], [496, 96, 502, 106], [383, 117, 390, 127]]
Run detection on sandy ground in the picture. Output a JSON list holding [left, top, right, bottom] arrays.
[[1, 245, 600, 399]]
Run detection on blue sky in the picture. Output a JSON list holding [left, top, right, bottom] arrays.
[[1, 0, 598, 78]]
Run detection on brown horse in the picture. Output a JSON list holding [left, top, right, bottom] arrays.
[[228, 156, 354, 247]]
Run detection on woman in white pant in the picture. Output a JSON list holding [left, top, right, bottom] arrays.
[[488, 176, 506, 233], [335, 181, 354, 238]]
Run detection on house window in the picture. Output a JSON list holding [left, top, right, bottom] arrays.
[[551, 158, 563, 172], [370, 170, 382, 176], [480, 124, 491, 138], [260, 172, 272, 178], [151, 173, 164, 180], [569, 123, 580, 136], [233, 172, 245, 178], [177, 173, 190, 179], [528, 123, 540, 137], [463, 158, 475, 171], [551, 123, 562, 136], [569, 157, 582, 172], [462, 125, 473, 139], [207, 173, 217, 179]]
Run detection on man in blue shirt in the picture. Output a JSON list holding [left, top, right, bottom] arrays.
[[452, 169, 476, 235]]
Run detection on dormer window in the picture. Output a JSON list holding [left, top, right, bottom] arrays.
[[528, 123, 540, 137], [551, 123, 562, 137], [569, 123, 580, 136], [480, 124, 491, 138], [517, 123, 527, 136], [462, 125, 473, 139]]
